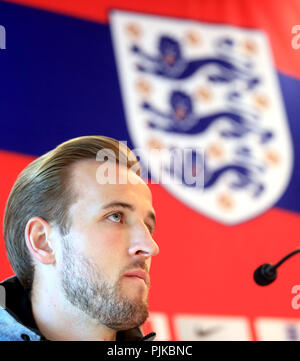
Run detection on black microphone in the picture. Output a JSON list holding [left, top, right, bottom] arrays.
[[254, 248, 300, 286]]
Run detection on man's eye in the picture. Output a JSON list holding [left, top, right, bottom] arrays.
[[107, 212, 123, 223]]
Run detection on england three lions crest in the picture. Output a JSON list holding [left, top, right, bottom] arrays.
[[110, 10, 293, 225]]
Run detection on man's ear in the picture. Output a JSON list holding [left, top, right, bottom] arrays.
[[25, 217, 56, 265]]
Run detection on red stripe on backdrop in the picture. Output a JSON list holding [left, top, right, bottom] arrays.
[[0, 151, 35, 280], [1, 151, 300, 326], [4, 0, 300, 80], [148, 182, 300, 319]]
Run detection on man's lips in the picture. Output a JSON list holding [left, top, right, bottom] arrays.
[[123, 269, 147, 283]]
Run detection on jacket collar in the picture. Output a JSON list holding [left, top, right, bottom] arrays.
[[0, 276, 155, 341]]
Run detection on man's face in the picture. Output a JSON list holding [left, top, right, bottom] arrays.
[[57, 160, 159, 331]]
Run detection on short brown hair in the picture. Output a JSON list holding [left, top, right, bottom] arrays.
[[3, 135, 139, 289]]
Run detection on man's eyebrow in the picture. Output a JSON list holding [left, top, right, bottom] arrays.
[[101, 201, 156, 226], [102, 201, 135, 211]]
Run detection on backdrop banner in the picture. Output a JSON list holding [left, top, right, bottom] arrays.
[[1, 0, 300, 340]]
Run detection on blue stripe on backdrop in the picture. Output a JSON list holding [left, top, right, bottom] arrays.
[[0, 1, 133, 152], [0, 1, 299, 214], [276, 73, 300, 214]]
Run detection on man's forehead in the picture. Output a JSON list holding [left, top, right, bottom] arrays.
[[70, 159, 152, 203]]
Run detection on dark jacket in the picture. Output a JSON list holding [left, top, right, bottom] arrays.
[[0, 276, 156, 341]]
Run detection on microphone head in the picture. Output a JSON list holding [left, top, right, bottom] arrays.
[[254, 263, 277, 286]]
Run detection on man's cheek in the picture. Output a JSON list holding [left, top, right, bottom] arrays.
[[97, 228, 127, 251]]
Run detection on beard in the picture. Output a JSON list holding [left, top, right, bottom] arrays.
[[59, 237, 149, 331]]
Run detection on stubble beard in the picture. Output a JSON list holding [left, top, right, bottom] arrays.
[[60, 238, 149, 331]]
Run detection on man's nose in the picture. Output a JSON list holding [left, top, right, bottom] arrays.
[[128, 224, 159, 258]]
